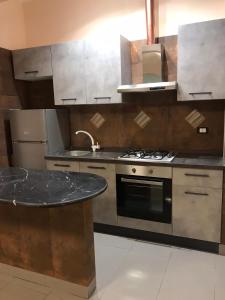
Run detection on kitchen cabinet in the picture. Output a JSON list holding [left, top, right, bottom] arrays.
[[177, 19, 225, 101], [12, 46, 53, 80], [85, 35, 131, 104], [79, 162, 117, 225], [51, 40, 86, 105], [46, 160, 79, 172], [172, 167, 223, 242]]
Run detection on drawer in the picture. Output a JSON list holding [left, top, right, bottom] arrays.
[[116, 164, 172, 179], [46, 160, 79, 172], [173, 185, 222, 242], [79, 162, 115, 178], [173, 167, 223, 188]]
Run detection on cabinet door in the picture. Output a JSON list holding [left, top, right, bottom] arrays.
[[85, 36, 122, 104], [79, 162, 117, 225], [46, 160, 79, 172], [173, 185, 222, 242], [51, 41, 86, 105], [12, 46, 52, 80], [178, 19, 225, 101]]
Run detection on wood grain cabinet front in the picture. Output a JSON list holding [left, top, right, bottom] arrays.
[[46, 160, 79, 172], [172, 167, 223, 242], [177, 18, 225, 101], [12, 46, 53, 80], [51, 40, 86, 105], [79, 162, 117, 225]]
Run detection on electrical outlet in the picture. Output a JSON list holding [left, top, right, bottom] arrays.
[[197, 127, 208, 134]]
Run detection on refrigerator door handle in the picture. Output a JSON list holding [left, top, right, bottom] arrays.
[[13, 140, 47, 144]]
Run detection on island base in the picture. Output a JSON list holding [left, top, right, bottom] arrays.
[[0, 201, 96, 299]]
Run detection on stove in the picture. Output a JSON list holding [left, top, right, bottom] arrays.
[[118, 149, 175, 162]]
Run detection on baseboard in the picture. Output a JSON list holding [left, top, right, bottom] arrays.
[[94, 223, 219, 254]]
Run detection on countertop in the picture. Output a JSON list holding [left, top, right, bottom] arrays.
[[0, 167, 107, 207], [45, 151, 224, 170]]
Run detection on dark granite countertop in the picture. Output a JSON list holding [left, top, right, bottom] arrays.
[[45, 151, 224, 170], [0, 168, 107, 207]]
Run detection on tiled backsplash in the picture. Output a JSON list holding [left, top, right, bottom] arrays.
[[70, 94, 224, 154]]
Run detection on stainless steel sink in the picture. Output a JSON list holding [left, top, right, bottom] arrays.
[[65, 150, 91, 157]]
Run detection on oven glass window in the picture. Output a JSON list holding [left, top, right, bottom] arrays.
[[125, 183, 163, 214], [117, 175, 171, 223]]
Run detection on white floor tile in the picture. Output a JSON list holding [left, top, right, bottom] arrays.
[[94, 241, 130, 294], [157, 248, 216, 300], [214, 253, 225, 300], [99, 241, 172, 300], [94, 232, 135, 250]]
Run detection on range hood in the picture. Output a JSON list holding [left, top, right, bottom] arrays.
[[118, 43, 177, 93]]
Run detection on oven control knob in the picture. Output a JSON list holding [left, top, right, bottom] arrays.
[[132, 168, 136, 173], [149, 169, 153, 175]]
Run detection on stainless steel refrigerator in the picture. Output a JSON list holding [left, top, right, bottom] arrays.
[[10, 109, 69, 169]]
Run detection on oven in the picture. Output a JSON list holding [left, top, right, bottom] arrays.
[[116, 165, 172, 224]]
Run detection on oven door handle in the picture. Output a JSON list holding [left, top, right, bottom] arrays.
[[121, 178, 163, 186]]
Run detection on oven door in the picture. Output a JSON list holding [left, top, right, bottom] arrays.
[[116, 175, 172, 224]]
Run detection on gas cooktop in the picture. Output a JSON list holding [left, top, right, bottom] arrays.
[[118, 149, 176, 162]]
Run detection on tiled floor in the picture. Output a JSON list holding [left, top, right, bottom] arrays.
[[0, 233, 225, 299]]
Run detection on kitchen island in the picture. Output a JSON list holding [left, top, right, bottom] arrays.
[[0, 168, 107, 299]]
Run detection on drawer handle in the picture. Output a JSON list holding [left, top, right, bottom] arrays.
[[87, 166, 106, 170], [185, 173, 209, 178], [24, 70, 39, 74], [61, 98, 77, 101], [94, 97, 111, 100], [189, 92, 212, 95], [185, 191, 209, 197], [54, 164, 71, 168]]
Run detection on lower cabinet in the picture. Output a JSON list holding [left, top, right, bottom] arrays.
[[46, 159, 117, 226], [172, 167, 223, 243], [46, 160, 79, 172], [79, 162, 117, 225]]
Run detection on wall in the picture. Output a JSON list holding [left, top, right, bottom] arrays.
[[14, 0, 225, 48], [1, 0, 225, 49], [159, 0, 225, 36], [0, 0, 26, 49], [69, 98, 224, 155], [22, 0, 146, 48]]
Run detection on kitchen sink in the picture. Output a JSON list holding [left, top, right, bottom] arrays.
[[65, 150, 91, 157]]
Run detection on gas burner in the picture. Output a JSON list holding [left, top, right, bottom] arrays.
[[119, 149, 175, 162]]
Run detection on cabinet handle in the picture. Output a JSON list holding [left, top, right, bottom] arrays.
[[185, 173, 209, 178], [87, 166, 106, 170], [54, 164, 71, 168], [24, 71, 39, 74], [94, 97, 111, 100], [189, 92, 212, 95], [61, 98, 77, 101], [185, 191, 208, 196]]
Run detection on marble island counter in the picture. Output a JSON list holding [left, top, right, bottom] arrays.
[[0, 167, 107, 207], [0, 167, 107, 299]]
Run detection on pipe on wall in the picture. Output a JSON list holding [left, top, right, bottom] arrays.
[[145, 0, 159, 45]]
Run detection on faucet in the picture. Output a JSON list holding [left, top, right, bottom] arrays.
[[75, 130, 100, 152]]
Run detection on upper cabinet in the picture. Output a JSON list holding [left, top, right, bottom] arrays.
[[12, 46, 53, 80], [85, 35, 131, 104], [51, 35, 131, 105], [177, 19, 225, 101], [12, 35, 132, 105], [51, 40, 86, 105]]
